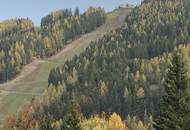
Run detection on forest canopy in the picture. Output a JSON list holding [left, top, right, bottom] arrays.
[[2, 0, 190, 129], [48, 0, 190, 120]]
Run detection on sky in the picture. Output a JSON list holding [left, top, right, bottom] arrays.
[[0, 0, 142, 26]]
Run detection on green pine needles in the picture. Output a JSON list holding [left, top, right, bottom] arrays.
[[155, 50, 190, 130]]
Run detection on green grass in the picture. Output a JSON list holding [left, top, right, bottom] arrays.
[[0, 94, 34, 116], [0, 8, 132, 120]]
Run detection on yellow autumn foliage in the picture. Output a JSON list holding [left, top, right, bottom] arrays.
[[108, 113, 128, 130], [81, 113, 128, 130]]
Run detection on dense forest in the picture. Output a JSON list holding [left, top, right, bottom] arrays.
[[0, 19, 42, 82], [47, 0, 190, 119], [3, 84, 152, 130], [41, 7, 106, 56], [3, 0, 190, 130], [0, 7, 106, 83]]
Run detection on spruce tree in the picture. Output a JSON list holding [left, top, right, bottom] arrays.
[[62, 99, 82, 130], [155, 50, 190, 130]]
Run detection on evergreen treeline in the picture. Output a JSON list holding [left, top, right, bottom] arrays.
[[123, 0, 190, 58], [41, 7, 106, 56], [0, 19, 42, 82], [0, 7, 106, 83]]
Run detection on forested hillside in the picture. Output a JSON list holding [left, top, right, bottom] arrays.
[[41, 7, 106, 56], [124, 0, 190, 58], [47, 0, 190, 118], [0, 7, 105, 83], [0, 19, 42, 82], [3, 0, 190, 130], [0, 7, 129, 124]]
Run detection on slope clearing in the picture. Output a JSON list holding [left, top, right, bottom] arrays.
[[0, 8, 131, 121]]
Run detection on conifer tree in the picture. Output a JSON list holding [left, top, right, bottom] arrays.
[[62, 100, 82, 130], [155, 50, 190, 130]]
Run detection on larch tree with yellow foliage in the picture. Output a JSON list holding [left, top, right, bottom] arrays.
[[81, 113, 128, 130]]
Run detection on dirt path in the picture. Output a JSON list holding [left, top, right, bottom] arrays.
[[48, 33, 95, 60], [0, 90, 41, 96], [0, 59, 46, 91]]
